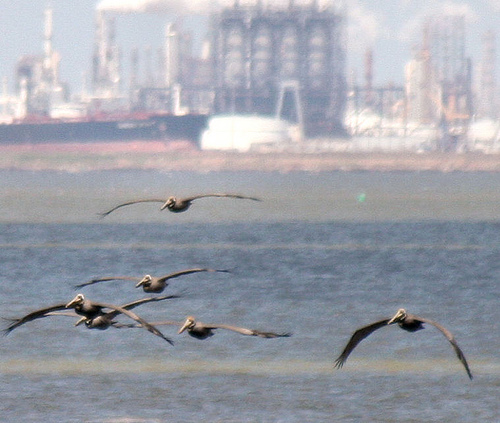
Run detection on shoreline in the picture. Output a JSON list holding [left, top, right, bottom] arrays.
[[1, 141, 500, 172]]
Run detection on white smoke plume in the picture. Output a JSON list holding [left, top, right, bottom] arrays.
[[96, 0, 223, 14], [96, 0, 336, 14]]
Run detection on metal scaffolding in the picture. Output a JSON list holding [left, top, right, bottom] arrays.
[[210, 0, 346, 137]]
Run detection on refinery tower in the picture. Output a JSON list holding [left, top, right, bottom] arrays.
[[210, 0, 346, 138]]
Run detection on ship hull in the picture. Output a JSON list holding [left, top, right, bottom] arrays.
[[0, 114, 209, 145]]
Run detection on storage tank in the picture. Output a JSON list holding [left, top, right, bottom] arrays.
[[200, 115, 292, 152]]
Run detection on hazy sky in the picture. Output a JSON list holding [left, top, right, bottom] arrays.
[[0, 0, 498, 96]]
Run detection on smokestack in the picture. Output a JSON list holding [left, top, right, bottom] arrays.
[[145, 45, 153, 84], [130, 47, 139, 89], [479, 30, 496, 118], [44, 6, 53, 56], [164, 23, 179, 88], [43, 5, 54, 79], [364, 48, 373, 107], [93, 11, 121, 96]]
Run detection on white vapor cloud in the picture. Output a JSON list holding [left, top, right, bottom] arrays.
[[96, 0, 338, 15], [396, 1, 478, 47], [344, 2, 385, 53], [96, 0, 230, 14]]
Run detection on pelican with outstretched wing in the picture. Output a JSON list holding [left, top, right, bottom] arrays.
[[4, 293, 105, 334], [334, 308, 472, 379], [116, 315, 292, 341], [75, 268, 230, 293], [177, 316, 292, 340], [4, 294, 177, 344], [99, 193, 261, 217]]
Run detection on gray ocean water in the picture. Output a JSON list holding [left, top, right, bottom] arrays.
[[0, 169, 499, 422]]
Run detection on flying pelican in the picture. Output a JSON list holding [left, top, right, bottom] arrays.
[[73, 296, 177, 337], [48, 295, 179, 328], [334, 308, 472, 379], [75, 268, 230, 293], [177, 316, 292, 340], [4, 294, 104, 334], [117, 316, 292, 340], [99, 193, 262, 217], [4, 294, 177, 344]]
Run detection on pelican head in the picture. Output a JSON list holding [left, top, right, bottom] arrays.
[[178, 316, 196, 334], [66, 294, 85, 308], [160, 196, 176, 210], [388, 308, 407, 325], [136, 274, 152, 288]]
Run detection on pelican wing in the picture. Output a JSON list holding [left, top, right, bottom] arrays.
[[75, 276, 141, 289], [203, 323, 291, 338], [90, 301, 174, 345], [412, 314, 473, 380], [99, 199, 166, 217], [3, 303, 69, 334], [334, 319, 390, 368], [113, 320, 182, 329], [184, 194, 262, 203], [122, 295, 180, 309], [43, 311, 80, 318], [103, 295, 180, 320], [157, 268, 230, 283]]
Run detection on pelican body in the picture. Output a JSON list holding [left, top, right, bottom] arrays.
[[66, 293, 105, 318], [334, 308, 473, 379]]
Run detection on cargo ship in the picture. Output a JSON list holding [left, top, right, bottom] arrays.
[[0, 112, 209, 145]]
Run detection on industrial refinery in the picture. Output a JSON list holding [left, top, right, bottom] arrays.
[[0, 0, 499, 153]]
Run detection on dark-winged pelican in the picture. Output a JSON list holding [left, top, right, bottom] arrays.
[[99, 193, 261, 217], [4, 294, 177, 344], [4, 294, 104, 334], [177, 316, 292, 340], [117, 316, 292, 340], [73, 296, 177, 343], [75, 268, 230, 293], [334, 308, 472, 379]]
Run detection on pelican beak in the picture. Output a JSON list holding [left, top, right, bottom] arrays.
[[135, 278, 146, 288], [74, 317, 87, 326], [66, 294, 82, 308], [388, 309, 405, 325], [178, 320, 190, 334], [160, 197, 174, 210]]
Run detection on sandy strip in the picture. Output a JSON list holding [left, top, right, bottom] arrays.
[[1, 142, 500, 172]]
